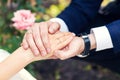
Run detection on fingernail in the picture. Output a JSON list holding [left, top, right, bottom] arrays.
[[41, 51, 47, 56], [50, 29, 54, 33], [34, 50, 39, 56]]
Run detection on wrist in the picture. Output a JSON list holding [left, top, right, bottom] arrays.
[[0, 47, 35, 80], [88, 33, 96, 50], [79, 37, 85, 52], [77, 33, 96, 57], [15, 47, 35, 63]]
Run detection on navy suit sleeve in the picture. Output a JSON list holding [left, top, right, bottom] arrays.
[[57, 0, 103, 34], [106, 20, 120, 53]]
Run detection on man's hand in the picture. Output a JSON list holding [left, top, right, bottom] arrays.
[[54, 34, 96, 60], [21, 21, 60, 56], [54, 37, 85, 60]]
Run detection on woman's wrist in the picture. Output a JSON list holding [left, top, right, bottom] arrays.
[[15, 47, 35, 63], [0, 47, 36, 80]]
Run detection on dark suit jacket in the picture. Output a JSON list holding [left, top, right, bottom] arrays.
[[57, 0, 120, 54]]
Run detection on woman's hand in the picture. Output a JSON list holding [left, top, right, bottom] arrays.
[[32, 32, 75, 61], [21, 22, 60, 56]]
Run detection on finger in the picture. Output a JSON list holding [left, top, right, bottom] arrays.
[[26, 32, 40, 56], [54, 50, 70, 60], [50, 32, 75, 50], [32, 23, 47, 56], [53, 32, 73, 40], [57, 33, 75, 44], [49, 22, 60, 34], [55, 32, 75, 45], [56, 34, 75, 50], [39, 22, 51, 53], [47, 55, 58, 59], [21, 34, 29, 50], [54, 38, 79, 60], [46, 21, 53, 26]]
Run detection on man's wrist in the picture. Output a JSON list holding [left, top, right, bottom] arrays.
[[77, 33, 90, 57], [77, 33, 96, 57], [88, 33, 96, 50]]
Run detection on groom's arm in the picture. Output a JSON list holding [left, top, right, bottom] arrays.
[[57, 0, 103, 34], [106, 20, 120, 53]]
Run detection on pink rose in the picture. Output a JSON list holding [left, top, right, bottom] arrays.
[[11, 9, 36, 30]]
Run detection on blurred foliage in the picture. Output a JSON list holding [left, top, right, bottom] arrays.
[[0, 0, 70, 52], [0, 0, 70, 77]]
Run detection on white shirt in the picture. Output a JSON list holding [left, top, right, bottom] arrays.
[[50, 18, 113, 57]]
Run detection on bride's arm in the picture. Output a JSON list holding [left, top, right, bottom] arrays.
[[0, 47, 34, 80], [0, 32, 74, 80]]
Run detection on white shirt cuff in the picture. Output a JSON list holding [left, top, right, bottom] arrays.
[[50, 18, 69, 32], [91, 26, 113, 51]]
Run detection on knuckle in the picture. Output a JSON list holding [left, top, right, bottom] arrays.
[[33, 33, 38, 38]]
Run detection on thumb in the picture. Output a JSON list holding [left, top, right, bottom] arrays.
[[49, 22, 60, 34]]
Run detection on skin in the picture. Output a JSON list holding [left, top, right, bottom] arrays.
[[22, 22, 60, 56], [54, 34, 96, 60], [22, 21, 96, 60], [0, 32, 75, 80]]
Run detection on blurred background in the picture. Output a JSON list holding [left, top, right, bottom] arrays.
[[0, 0, 120, 80]]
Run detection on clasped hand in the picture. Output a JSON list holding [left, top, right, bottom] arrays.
[[21, 22, 85, 61]]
